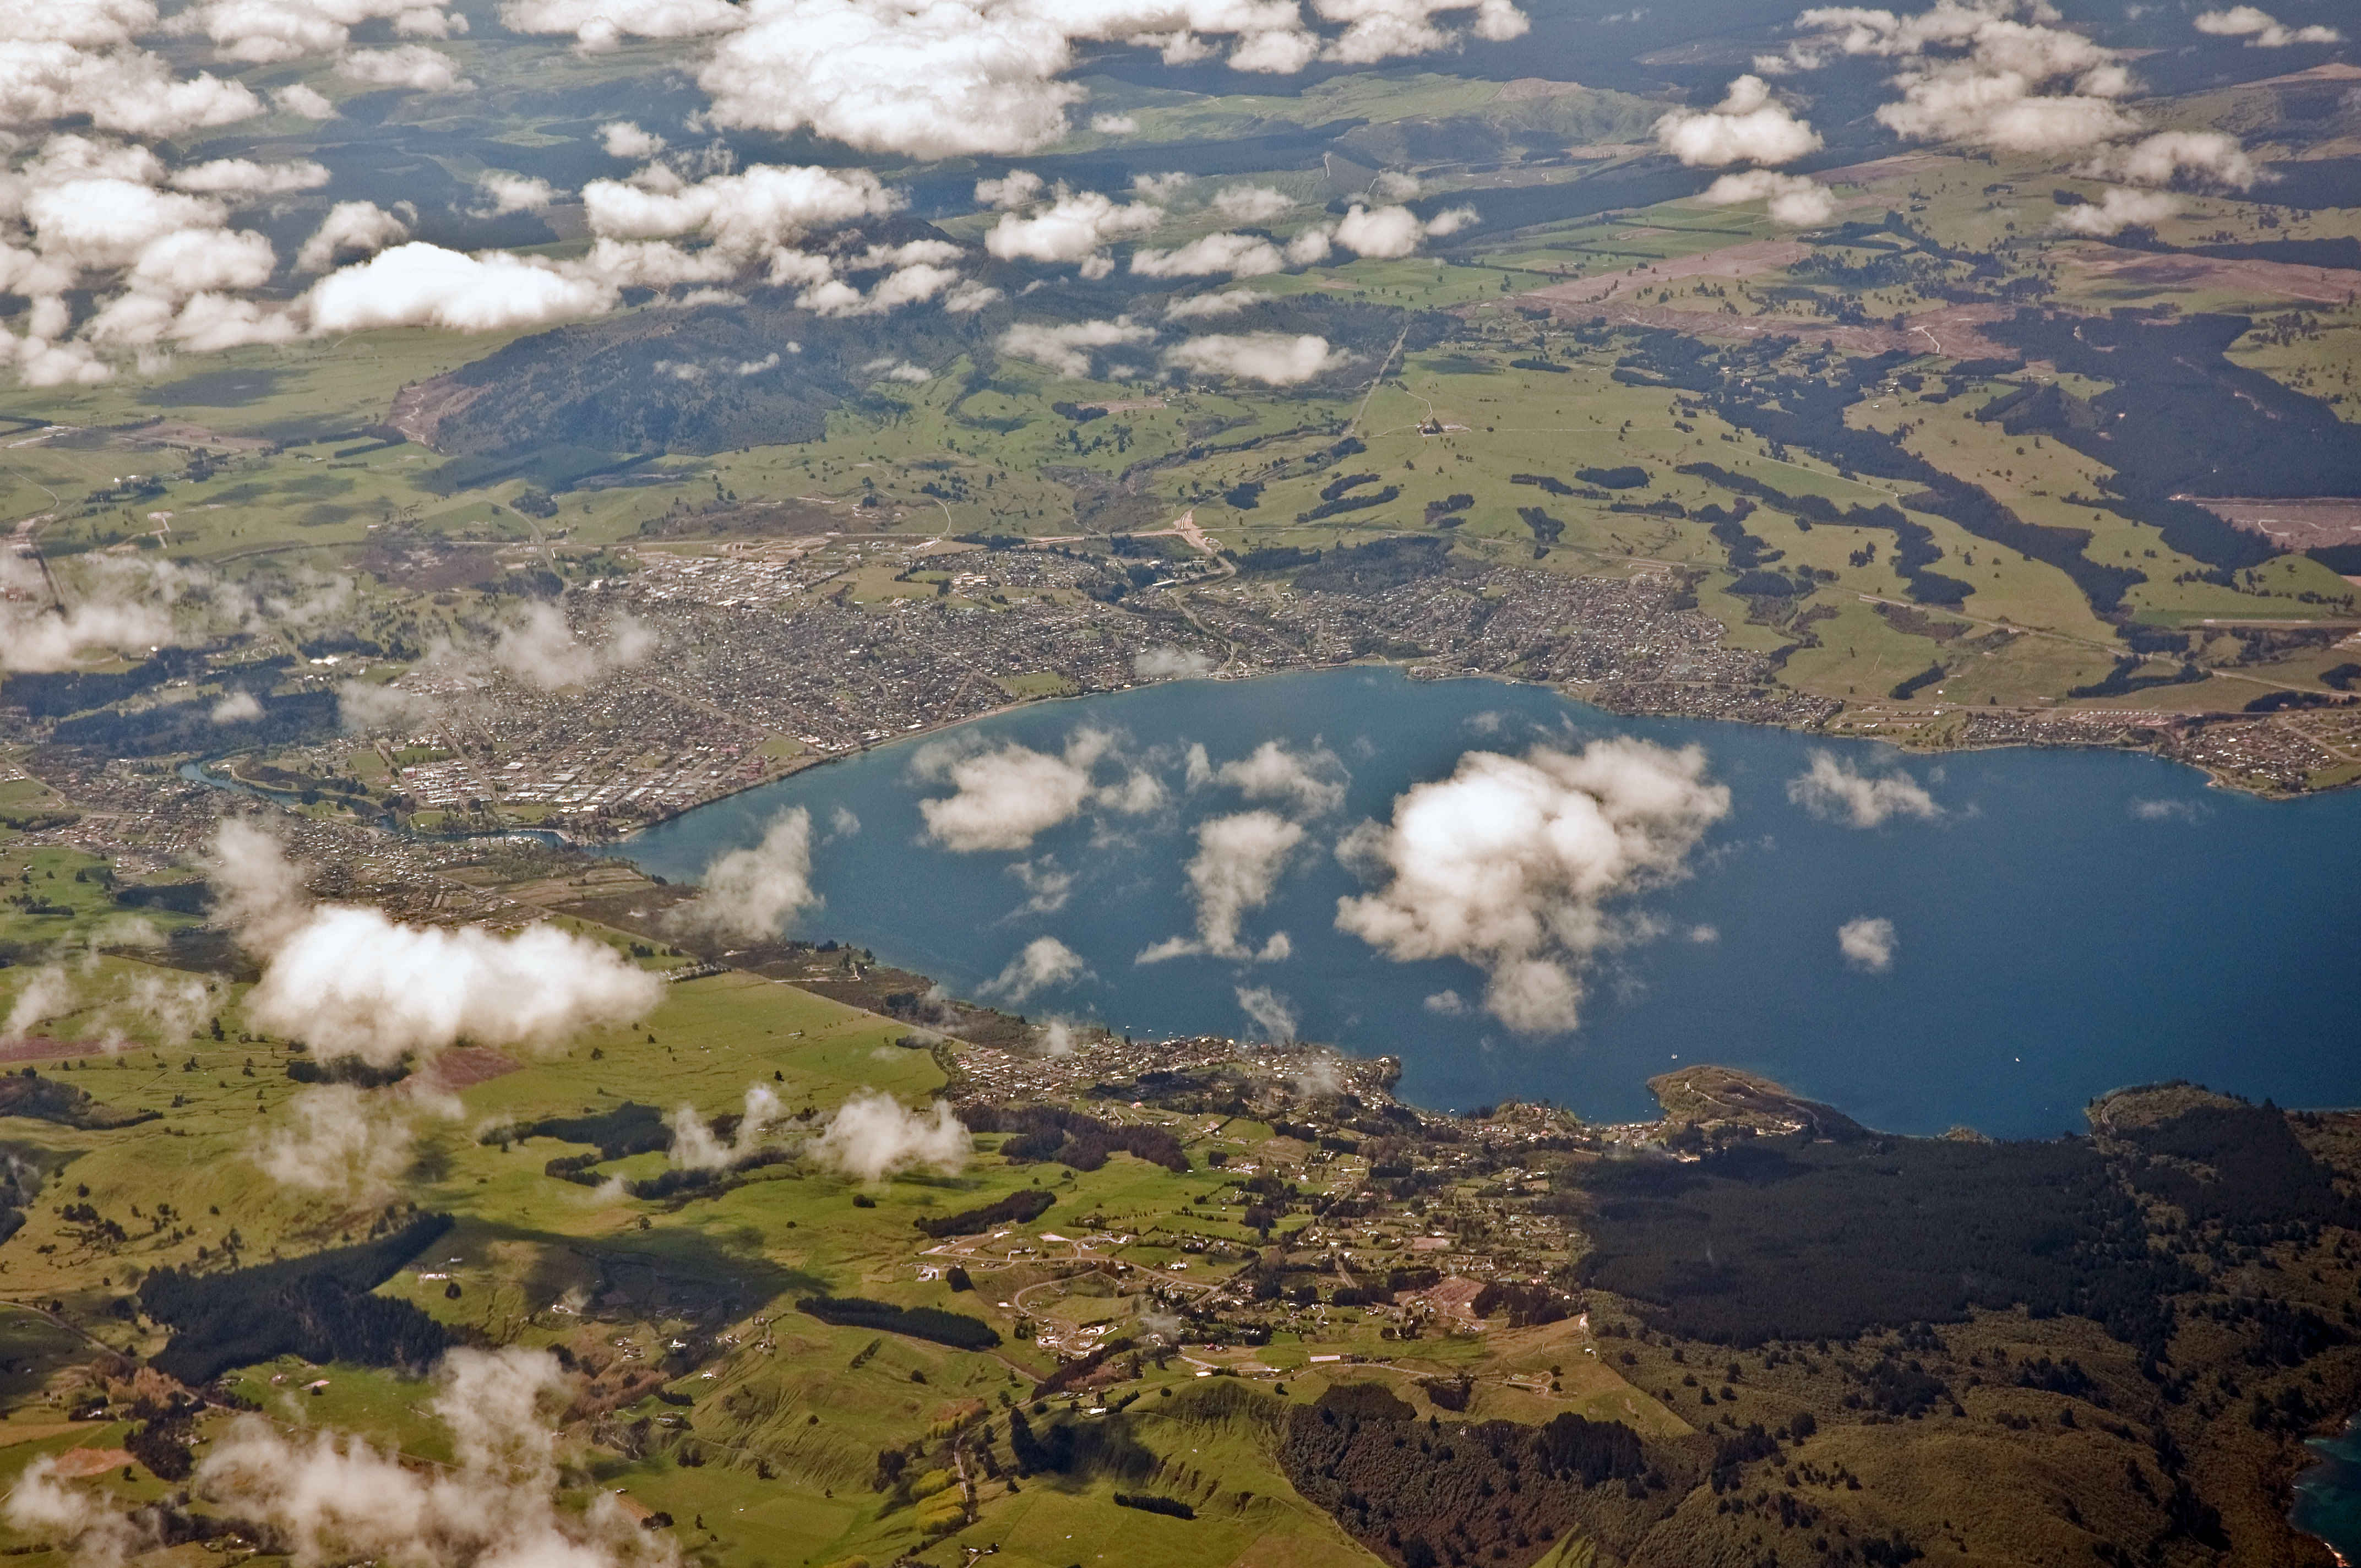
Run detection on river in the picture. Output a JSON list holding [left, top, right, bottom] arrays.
[[606, 666, 2361, 1140]]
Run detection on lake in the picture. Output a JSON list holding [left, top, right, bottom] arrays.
[[608, 666, 2361, 1140]]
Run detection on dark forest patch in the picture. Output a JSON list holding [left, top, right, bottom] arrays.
[[1574, 1135, 2190, 1351]]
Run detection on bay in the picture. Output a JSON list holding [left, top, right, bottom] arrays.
[[607, 666, 2361, 1141]]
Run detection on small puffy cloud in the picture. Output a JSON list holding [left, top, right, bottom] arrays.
[[1165, 331, 1346, 385], [582, 162, 901, 250], [1213, 739, 1347, 817], [668, 1082, 786, 1172], [2130, 797, 2204, 823], [336, 44, 471, 91], [975, 168, 1046, 209], [810, 1090, 969, 1181], [209, 688, 263, 722], [176, 0, 467, 62], [998, 316, 1154, 377], [1165, 288, 1271, 319], [984, 186, 1162, 265], [304, 242, 617, 332], [598, 119, 666, 159], [0, 549, 176, 671], [984, 934, 1089, 1001], [1423, 988, 1464, 1015], [0, 42, 263, 135], [667, 807, 819, 943], [1332, 202, 1422, 257], [170, 157, 330, 194], [1130, 231, 1286, 277], [1334, 739, 1729, 1034], [486, 603, 654, 689], [914, 728, 1141, 851], [1134, 644, 1214, 678], [1655, 75, 1822, 167], [1786, 749, 1941, 827], [254, 1082, 422, 1200], [1212, 183, 1294, 222], [1091, 112, 1137, 133], [689, 0, 1526, 163], [1699, 168, 1835, 225], [1234, 983, 1297, 1042], [2082, 130, 2256, 190], [295, 199, 409, 271], [502, 0, 747, 48], [1141, 809, 1302, 962], [2054, 185, 2180, 235], [2194, 7, 2340, 45], [208, 819, 661, 1066], [274, 81, 335, 116], [477, 172, 557, 214], [336, 678, 437, 733], [1838, 914, 1897, 972]]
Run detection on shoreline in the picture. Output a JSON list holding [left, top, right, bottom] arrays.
[[590, 655, 2351, 853]]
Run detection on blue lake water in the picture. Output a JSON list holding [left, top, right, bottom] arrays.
[[609, 667, 2361, 1140], [2296, 1418, 2361, 1565]]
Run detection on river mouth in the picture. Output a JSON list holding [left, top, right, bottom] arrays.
[[605, 666, 2361, 1140]]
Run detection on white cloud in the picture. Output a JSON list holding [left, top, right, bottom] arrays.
[[581, 162, 901, 254], [295, 199, 410, 271], [692, 0, 1526, 162], [1141, 809, 1302, 962], [668, 1082, 785, 1171], [177, 0, 468, 62], [2081, 130, 2256, 190], [304, 242, 617, 333], [253, 1082, 425, 1200], [1656, 75, 1822, 168], [2129, 797, 2204, 823], [0, 549, 177, 669], [1131, 231, 1286, 277], [503, 0, 747, 49], [336, 678, 436, 733], [15, 1347, 660, 1568], [1838, 914, 1897, 972], [1332, 202, 1421, 257], [1785, 749, 1941, 827], [210, 688, 263, 722], [336, 44, 471, 91], [1213, 738, 1346, 816], [1699, 168, 1835, 225], [274, 81, 335, 116], [598, 119, 667, 159], [976, 169, 1045, 209], [1212, 183, 1294, 222], [2053, 184, 2180, 235], [170, 157, 330, 194], [810, 1090, 969, 1181], [1334, 739, 1729, 1034], [485, 602, 654, 689], [477, 172, 557, 214], [1134, 644, 1215, 678], [985, 186, 1162, 266], [1091, 112, 1138, 133], [984, 933, 1089, 1001], [1165, 331, 1346, 384], [208, 819, 661, 1066], [667, 807, 819, 943], [2, 963, 74, 1042], [0, 42, 263, 135], [998, 316, 1155, 377], [913, 727, 1157, 850], [1422, 988, 1464, 1015], [2194, 6, 2340, 45], [1163, 288, 1271, 319], [1234, 983, 1297, 1042]]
